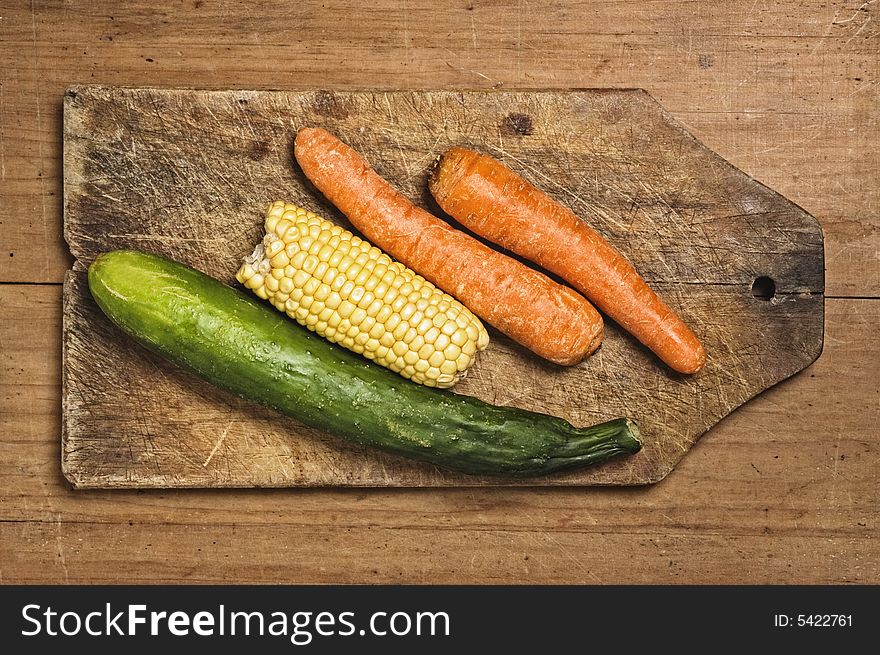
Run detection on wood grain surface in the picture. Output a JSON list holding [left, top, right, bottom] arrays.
[[1, 0, 876, 583], [61, 86, 823, 488]]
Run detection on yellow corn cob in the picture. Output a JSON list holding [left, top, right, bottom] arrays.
[[236, 201, 489, 388]]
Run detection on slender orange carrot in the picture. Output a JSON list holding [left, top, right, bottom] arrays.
[[294, 127, 604, 366], [429, 147, 706, 374]]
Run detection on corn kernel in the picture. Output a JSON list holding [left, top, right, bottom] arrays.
[[376, 305, 393, 323], [345, 265, 361, 282], [390, 295, 406, 313], [424, 326, 440, 344], [330, 275, 346, 292], [293, 271, 312, 289], [477, 328, 490, 349], [354, 269, 370, 286], [367, 299, 384, 318], [443, 343, 461, 360], [291, 250, 309, 271], [350, 308, 367, 326], [392, 322, 408, 341], [301, 255, 318, 274], [271, 251, 290, 268], [288, 228, 306, 244], [245, 273, 264, 290], [339, 279, 355, 299], [265, 238, 284, 257], [337, 255, 352, 273], [434, 333, 450, 351], [303, 278, 319, 297], [465, 323, 480, 343]]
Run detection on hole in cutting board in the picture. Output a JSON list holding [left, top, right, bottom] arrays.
[[751, 276, 776, 301]]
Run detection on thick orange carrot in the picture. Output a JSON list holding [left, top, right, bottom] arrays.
[[294, 127, 604, 366], [429, 147, 706, 374]]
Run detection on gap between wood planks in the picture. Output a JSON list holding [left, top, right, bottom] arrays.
[[1, 281, 873, 301]]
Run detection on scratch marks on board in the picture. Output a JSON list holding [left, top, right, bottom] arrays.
[[204, 421, 234, 468], [62, 88, 825, 488]]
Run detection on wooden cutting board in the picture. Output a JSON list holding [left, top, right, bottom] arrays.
[[61, 86, 824, 488]]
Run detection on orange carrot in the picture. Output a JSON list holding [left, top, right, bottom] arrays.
[[429, 147, 706, 374], [294, 127, 604, 366]]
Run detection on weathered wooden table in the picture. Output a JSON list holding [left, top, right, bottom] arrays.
[[1, 0, 876, 583]]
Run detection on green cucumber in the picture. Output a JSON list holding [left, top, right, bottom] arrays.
[[88, 250, 641, 476]]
